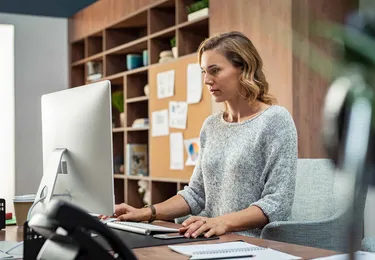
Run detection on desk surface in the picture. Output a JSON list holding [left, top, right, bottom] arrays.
[[1, 223, 338, 260]]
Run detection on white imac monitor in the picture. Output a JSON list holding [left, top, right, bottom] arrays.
[[30, 80, 115, 219]]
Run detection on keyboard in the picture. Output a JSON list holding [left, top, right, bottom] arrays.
[[99, 217, 118, 224], [106, 221, 179, 235]]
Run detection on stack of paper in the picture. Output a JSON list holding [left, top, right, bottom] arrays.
[[0, 250, 11, 259], [168, 241, 302, 260], [0, 241, 23, 259]]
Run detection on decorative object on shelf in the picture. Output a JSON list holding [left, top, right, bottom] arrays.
[[86, 61, 102, 82], [170, 36, 177, 59], [142, 50, 149, 66], [126, 53, 143, 70], [112, 91, 125, 127], [137, 180, 151, 206], [113, 155, 124, 174], [158, 50, 174, 63], [126, 144, 148, 176], [132, 118, 149, 128], [186, 0, 209, 21], [144, 84, 149, 96], [120, 113, 125, 127]]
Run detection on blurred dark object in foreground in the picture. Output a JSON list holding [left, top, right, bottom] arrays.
[[322, 8, 375, 259], [322, 8, 375, 187]]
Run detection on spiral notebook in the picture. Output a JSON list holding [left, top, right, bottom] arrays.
[[168, 241, 302, 260]]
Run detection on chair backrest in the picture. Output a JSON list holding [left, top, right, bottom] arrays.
[[291, 158, 368, 251], [362, 237, 375, 252], [291, 159, 337, 221]]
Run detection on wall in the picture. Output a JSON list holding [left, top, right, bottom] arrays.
[[0, 25, 15, 213], [0, 13, 68, 196], [210, 0, 293, 116], [292, 0, 358, 158]]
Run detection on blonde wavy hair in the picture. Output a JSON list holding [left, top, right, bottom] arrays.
[[198, 31, 277, 106]]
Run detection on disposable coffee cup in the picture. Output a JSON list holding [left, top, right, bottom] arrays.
[[13, 194, 35, 226]]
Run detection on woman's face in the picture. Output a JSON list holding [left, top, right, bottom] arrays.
[[200, 50, 242, 103]]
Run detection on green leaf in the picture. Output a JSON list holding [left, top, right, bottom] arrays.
[[313, 20, 375, 65], [186, 0, 209, 14], [170, 36, 176, 47], [112, 91, 124, 113]]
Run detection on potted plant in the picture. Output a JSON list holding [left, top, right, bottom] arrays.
[[186, 0, 209, 22], [170, 36, 177, 59], [112, 91, 124, 127]]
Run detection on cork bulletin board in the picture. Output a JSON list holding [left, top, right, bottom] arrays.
[[149, 53, 212, 180]]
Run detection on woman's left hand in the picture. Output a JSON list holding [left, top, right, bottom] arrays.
[[178, 216, 228, 238]]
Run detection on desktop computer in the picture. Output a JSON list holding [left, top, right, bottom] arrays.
[[29, 80, 115, 219]]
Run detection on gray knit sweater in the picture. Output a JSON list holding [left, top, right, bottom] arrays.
[[178, 105, 298, 238]]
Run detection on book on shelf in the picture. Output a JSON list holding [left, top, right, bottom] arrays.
[[168, 241, 302, 260], [126, 144, 148, 176], [87, 73, 102, 82], [131, 118, 149, 128]]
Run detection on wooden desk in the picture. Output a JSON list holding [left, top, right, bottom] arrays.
[[0, 226, 23, 242], [1, 224, 338, 260]]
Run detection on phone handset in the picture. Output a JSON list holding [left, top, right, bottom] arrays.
[[28, 200, 137, 260]]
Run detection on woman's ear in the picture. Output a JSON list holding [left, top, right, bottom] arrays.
[[237, 67, 244, 78]]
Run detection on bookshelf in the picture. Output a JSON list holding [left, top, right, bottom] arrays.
[[69, 0, 210, 208]]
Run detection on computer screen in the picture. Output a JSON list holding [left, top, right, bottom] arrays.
[[30, 80, 115, 218]]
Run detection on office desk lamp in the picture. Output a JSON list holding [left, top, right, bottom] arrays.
[[321, 9, 375, 259]]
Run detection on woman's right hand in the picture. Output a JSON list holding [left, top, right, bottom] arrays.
[[115, 203, 152, 222], [102, 203, 151, 222]]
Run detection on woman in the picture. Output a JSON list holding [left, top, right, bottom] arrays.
[[111, 31, 298, 238]]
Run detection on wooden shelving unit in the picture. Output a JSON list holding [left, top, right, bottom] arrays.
[[126, 96, 149, 103], [69, 0, 210, 207], [87, 31, 104, 57]]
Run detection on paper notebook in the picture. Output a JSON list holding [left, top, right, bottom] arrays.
[[0, 241, 23, 259], [168, 241, 302, 260], [0, 251, 12, 259]]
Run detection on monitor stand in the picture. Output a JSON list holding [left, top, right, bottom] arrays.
[[31, 148, 70, 218]]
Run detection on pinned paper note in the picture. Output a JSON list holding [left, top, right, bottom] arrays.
[[157, 70, 175, 99], [184, 137, 200, 166], [170, 132, 184, 170], [169, 101, 188, 129], [187, 63, 202, 104], [151, 110, 169, 137]]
